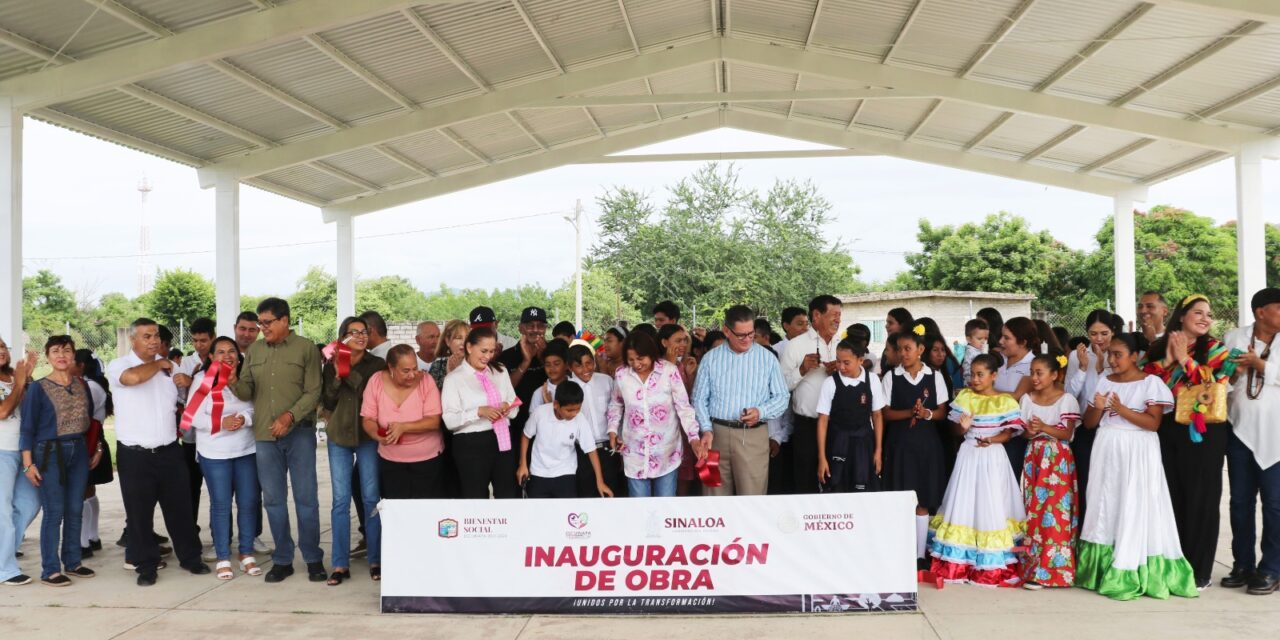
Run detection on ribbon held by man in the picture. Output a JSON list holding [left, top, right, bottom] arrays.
[[179, 360, 231, 435]]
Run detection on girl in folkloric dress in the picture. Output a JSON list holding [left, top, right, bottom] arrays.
[[928, 354, 1025, 587], [1020, 352, 1080, 590], [1077, 334, 1197, 601], [605, 331, 703, 498]]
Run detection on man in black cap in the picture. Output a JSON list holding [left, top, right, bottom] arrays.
[[499, 307, 549, 461], [469, 306, 497, 330]]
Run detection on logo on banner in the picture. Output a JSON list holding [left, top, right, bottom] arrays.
[[438, 518, 459, 539], [566, 512, 591, 539]]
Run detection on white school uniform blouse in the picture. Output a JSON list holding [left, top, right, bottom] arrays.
[[86, 379, 108, 423], [188, 370, 256, 459], [440, 361, 519, 435], [816, 371, 888, 415], [1224, 325, 1280, 468], [523, 404, 596, 478], [881, 364, 951, 405]]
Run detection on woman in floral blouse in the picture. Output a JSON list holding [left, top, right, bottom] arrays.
[[606, 331, 703, 497], [1142, 294, 1234, 590]]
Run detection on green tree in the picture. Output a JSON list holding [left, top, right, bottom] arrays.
[[288, 267, 337, 343], [549, 267, 643, 331], [592, 163, 859, 322], [357, 276, 429, 322], [22, 269, 77, 334], [78, 292, 147, 351], [146, 269, 215, 326]]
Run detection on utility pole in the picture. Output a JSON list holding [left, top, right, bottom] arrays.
[[565, 201, 584, 330]]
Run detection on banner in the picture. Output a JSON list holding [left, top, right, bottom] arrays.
[[380, 492, 918, 614]]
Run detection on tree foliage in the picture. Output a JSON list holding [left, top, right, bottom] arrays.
[[147, 269, 215, 327], [592, 163, 858, 322], [21, 269, 78, 334]]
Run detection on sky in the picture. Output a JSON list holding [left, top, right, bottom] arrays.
[[19, 118, 1280, 305]]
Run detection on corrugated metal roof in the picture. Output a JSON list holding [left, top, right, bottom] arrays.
[[0, 0, 1275, 210]]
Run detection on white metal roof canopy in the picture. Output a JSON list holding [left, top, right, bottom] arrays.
[[0, 0, 1276, 345]]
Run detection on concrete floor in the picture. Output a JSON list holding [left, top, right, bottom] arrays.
[[2, 446, 1276, 640]]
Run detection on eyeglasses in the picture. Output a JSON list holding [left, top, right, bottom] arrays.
[[346, 329, 369, 337], [257, 317, 282, 328], [726, 328, 754, 340]]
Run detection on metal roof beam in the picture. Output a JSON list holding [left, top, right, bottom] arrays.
[[1078, 138, 1156, 173], [531, 88, 923, 107], [1144, 0, 1280, 23], [0, 26, 76, 64], [0, 0, 424, 109], [723, 38, 1268, 150], [883, 0, 926, 64], [209, 60, 346, 129], [303, 34, 416, 111], [440, 128, 492, 165], [323, 110, 722, 218], [957, 0, 1037, 78], [506, 111, 548, 150], [618, 0, 641, 55], [197, 38, 722, 186], [1193, 73, 1280, 120], [373, 144, 437, 177], [904, 99, 942, 141], [87, 0, 173, 38], [1020, 124, 1085, 162], [309, 160, 383, 192], [582, 149, 870, 164], [1140, 150, 1229, 184], [512, 0, 565, 73], [116, 84, 275, 148], [31, 107, 204, 166], [401, 8, 491, 92], [725, 109, 1144, 198]]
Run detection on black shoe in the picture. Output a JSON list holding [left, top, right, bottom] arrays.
[[159, 545, 172, 558], [916, 557, 931, 572], [351, 538, 367, 559], [66, 566, 96, 579], [1247, 573, 1279, 595], [89, 539, 102, 551], [1222, 567, 1254, 588], [41, 574, 72, 587], [1195, 577, 1212, 591], [14, 551, 22, 558], [307, 562, 327, 582], [2, 574, 32, 586], [80, 546, 94, 558], [153, 533, 169, 544], [183, 563, 211, 576], [116, 532, 128, 548], [265, 564, 294, 583], [137, 572, 157, 587]]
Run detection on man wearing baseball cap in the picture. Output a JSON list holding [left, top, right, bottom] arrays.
[[1222, 287, 1280, 595], [498, 307, 549, 472], [468, 306, 496, 329]]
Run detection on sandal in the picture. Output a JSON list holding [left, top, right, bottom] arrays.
[[370, 565, 381, 582], [239, 555, 262, 577], [326, 570, 349, 586], [215, 560, 234, 581]]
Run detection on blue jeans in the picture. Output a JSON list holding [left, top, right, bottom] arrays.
[[1227, 429, 1280, 579], [255, 422, 322, 566], [34, 438, 89, 579], [198, 453, 260, 562], [627, 469, 678, 497], [327, 439, 381, 568], [0, 450, 41, 582]]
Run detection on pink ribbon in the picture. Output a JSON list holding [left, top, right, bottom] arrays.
[[180, 360, 230, 435], [475, 369, 520, 452]]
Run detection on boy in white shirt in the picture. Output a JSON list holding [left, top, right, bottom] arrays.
[[517, 381, 614, 499], [961, 318, 989, 387], [566, 344, 624, 497]]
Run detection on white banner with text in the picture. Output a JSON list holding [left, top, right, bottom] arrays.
[[380, 492, 918, 614]]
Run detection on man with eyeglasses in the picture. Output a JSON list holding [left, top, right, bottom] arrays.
[[499, 307, 549, 482], [228, 298, 324, 584], [692, 305, 790, 496]]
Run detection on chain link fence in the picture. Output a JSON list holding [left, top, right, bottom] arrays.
[[21, 324, 193, 378], [1034, 304, 1240, 343]]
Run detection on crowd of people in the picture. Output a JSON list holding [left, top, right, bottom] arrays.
[[0, 287, 1277, 603]]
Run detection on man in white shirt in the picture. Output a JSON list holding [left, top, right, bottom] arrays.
[[1138, 291, 1169, 346], [1222, 287, 1280, 595], [780, 295, 843, 494], [107, 318, 209, 586], [767, 306, 809, 495], [415, 321, 440, 371], [361, 310, 392, 359]]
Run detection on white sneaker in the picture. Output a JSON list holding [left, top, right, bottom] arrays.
[[201, 545, 218, 562], [252, 537, 272, 554], [123, 560, 167, 571]]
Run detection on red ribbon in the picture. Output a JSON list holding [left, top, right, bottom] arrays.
[[322, 340, 352, 378], [180, 360, 230, 436], [695, 448, 722, 487]]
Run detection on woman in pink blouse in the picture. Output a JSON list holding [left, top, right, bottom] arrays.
[[361, 345, 444, 513], [606, 331, 703, 497]]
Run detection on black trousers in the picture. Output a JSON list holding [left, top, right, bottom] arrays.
[[1073, 426, 1097, 522], [528, 474, 577, 499], [1160, 415, 1229, 583], [118, 443, 202, 573], [452, 431, 518, 499], [576, 446, 627, 498], [181, 441, 203, 534], [767, 440, 794, 495], [380, 456, 441, 500], [791, 415, 820, 494], [1003, 436, 1028, 481]]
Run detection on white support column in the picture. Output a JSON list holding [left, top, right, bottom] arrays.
[[335, 212, 355, 329], [0, 99, 21, 351], [1113, 190, 1143, 327], [1236, 142, 1266, 326], [214, 171, 241, 338]]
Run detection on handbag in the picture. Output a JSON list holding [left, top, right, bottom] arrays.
[[1174, 381, 1227, 426]]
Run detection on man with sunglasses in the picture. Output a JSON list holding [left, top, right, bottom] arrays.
[[692, 305, 790, 496], [229, 298, 324, 584]]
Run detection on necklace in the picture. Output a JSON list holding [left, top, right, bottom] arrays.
[[1246, 330, 1273, 400]]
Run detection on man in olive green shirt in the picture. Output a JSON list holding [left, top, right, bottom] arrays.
[[229, 298, 324, 584]]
